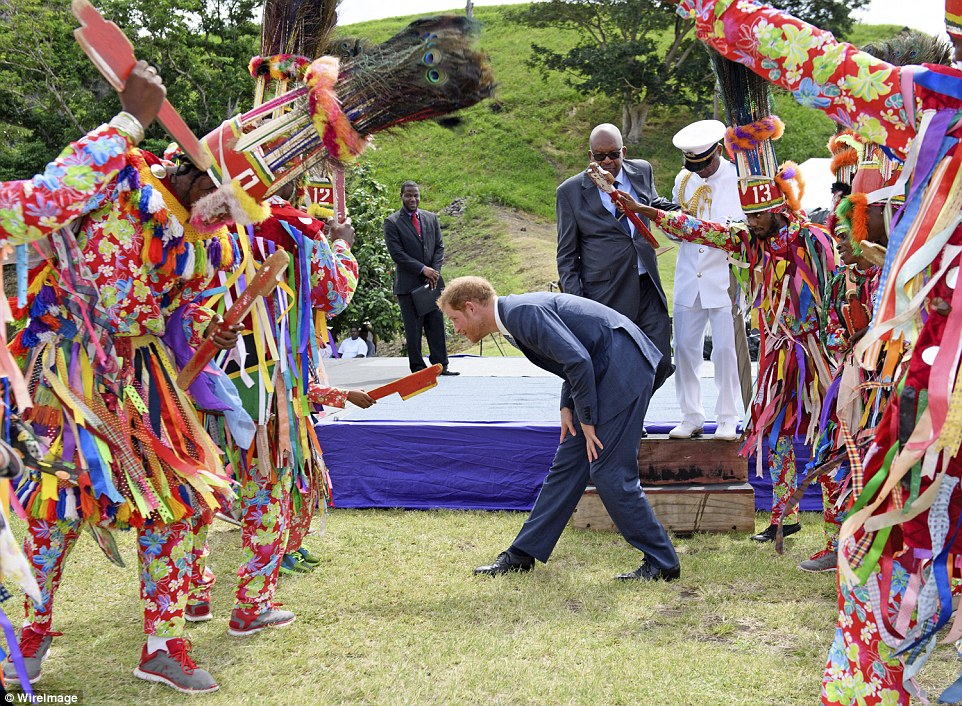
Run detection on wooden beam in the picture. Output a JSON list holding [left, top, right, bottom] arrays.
[[638, 435, 747, 485], [571, 483, 755, 534]]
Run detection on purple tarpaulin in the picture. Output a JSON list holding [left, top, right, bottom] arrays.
[[319, 420, 823, 514]]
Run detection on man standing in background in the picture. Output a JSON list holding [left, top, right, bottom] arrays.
[[384, 181, 458, 375]]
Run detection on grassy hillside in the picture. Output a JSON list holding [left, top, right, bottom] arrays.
[[339, 8, 906, 308]]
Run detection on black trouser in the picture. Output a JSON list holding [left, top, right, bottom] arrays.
[[397, 293, 449, 372], [634, 273, 674, 392]]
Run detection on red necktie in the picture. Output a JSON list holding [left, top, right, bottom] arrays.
[[411, 210, 422, 238]]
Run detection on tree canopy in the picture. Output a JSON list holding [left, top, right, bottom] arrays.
[[0, 0, 259, 179], [506, 0, 871, 143], [773, 0, 871, 39], [507, 0, 714, 143]]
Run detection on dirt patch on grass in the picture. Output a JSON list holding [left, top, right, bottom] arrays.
[[493, 207, 559, 293]]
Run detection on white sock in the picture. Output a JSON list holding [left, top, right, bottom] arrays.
[[146, 636, 171, 653]]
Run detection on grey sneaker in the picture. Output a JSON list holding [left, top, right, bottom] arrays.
[[2, 627, 60, 685], [227, 606, 296, 637], [133, 638, 219, 694], [799, 551, 838, 573]]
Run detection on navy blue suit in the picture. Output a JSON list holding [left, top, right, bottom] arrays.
[[498, 292, 678, 569]]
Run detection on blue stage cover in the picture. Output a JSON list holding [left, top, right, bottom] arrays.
[[319, 420, 824, 514]]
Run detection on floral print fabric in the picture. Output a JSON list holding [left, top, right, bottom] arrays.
[[676, 0, 913, 157], [25, 517, 197, 637]]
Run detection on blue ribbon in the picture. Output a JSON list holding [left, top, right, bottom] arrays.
[[0, 605, 34, 700]]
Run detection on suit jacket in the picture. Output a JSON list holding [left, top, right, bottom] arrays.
[[384, 208, 445, 295], [556, 159, 677, 320], [498, 292, 661, 426]]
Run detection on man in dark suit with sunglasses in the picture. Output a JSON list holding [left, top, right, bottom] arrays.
[[556, 123, 677, 391]]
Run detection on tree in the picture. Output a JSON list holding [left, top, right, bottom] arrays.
[[773, 0, 870, 39], [339, 163, 401, 342], [0, 0, 259, 179], [507, 0, 714, 143]]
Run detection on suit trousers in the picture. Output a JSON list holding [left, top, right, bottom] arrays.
[[673, 295, 743, 426], [512, 362, 678, 570], [398, 292, 449, 372], [635, 273, 673, 392]]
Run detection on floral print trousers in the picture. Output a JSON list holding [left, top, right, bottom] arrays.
[[190, 472, 290, 614], [819, 471, 846, 554], [285, 481, 317, 554], [822, 564, 910, 705], [23, 516, 199, 637], [770, 435, 799, 525]]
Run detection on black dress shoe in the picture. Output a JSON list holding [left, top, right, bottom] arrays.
[[440, 369, 460, 376], [474, 550, 534, 576], [616, 561, 681, 582], [750, 522, 801, 543]]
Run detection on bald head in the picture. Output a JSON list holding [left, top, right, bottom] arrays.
[[589, 124, 623, 149], [588, 123, 626, 174]]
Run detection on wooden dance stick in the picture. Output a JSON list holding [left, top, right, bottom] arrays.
[[368, 365, 443, 401], [71, 0, 212, 170], [177, 249, 291, 390], [584, 163, 662, 250]]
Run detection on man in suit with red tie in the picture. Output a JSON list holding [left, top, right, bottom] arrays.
[[384, 181, 458, 375]]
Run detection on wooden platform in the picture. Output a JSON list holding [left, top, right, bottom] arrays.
[[638, 435, 746, 484], [571, 483, 756, 534]]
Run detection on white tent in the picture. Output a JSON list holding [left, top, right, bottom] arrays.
[[797, 157, 833, 216]]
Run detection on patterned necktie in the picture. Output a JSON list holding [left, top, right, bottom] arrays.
[[411, 210, 422, 238], [613, 181, 631, 235]]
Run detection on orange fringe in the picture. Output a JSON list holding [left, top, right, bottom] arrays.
[[830, 149, 859, 175], [774, 161, 805, 213], [848, 193, 869, 244]]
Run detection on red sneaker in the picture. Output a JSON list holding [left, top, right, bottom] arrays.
[[185, 601, 212, 623], [133, 638, 218, 694], [227, 605, 296, 637], [2, 627, 61, 684]]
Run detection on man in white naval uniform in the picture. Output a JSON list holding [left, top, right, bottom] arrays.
[[667, 120, 748, 441]]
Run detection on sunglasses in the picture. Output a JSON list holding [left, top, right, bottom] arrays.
[[591, 150, 623, 162]]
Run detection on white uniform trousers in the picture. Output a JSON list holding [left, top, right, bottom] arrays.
[[672, 294, 743, 426]]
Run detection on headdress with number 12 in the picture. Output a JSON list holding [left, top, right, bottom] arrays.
[[195, 9, 494, 230]]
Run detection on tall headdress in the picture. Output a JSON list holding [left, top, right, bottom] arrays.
[[948, 0, 962, 40], [250, 0, 341, 218], [197, 14, 493, 224], [710, 49, 803, 214], [836, 32, 951, 247], [827, 129, 862, 196]]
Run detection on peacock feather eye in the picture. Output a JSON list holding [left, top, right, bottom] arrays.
[[426, 68, 445, 84], [422, 49, 442, 66]]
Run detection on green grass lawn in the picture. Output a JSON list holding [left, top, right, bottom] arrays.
[[12, 510, 959, 705]]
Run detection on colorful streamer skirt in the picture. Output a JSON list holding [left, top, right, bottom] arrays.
[[16, 335, 233, 528], [220, 360, 332, 511]]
